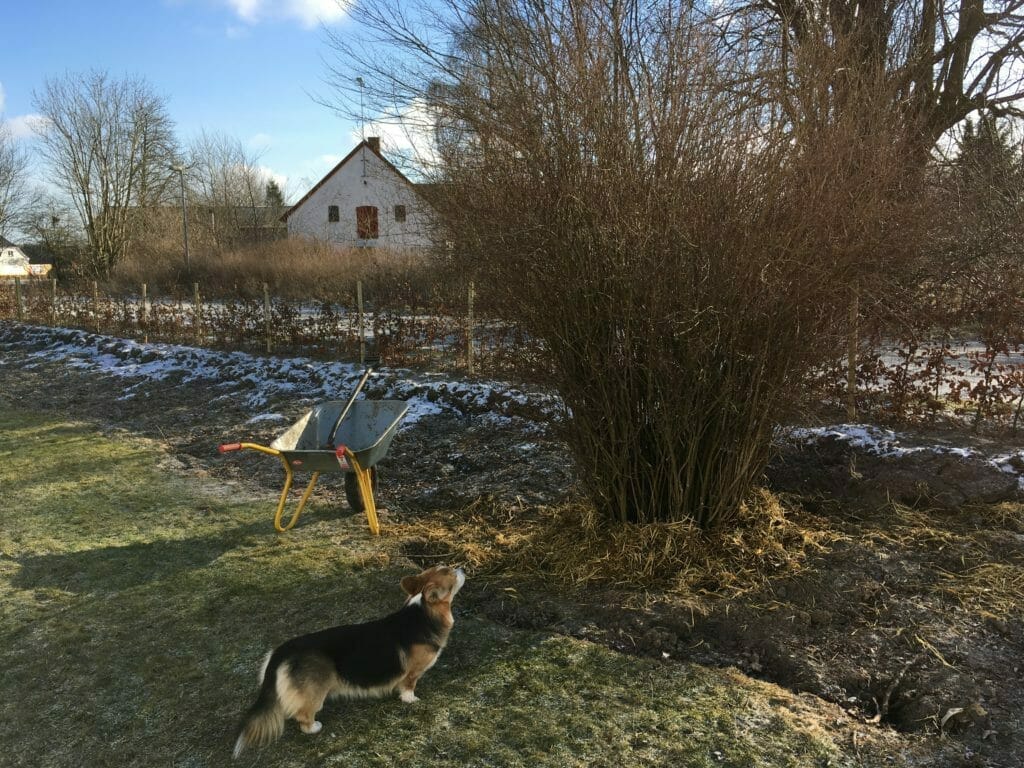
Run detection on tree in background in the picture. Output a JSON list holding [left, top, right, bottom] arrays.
[[20, 197, 84, 278], [32, 71, 177, 277], [718, 0, 1024, 157], [187, 131, 274, 248], [929, 115, 1024, 375], [331, 0, 928, 530], [265, 179, 285, 210], [264, 178, 287, 232], [0, 121, 37, 239]]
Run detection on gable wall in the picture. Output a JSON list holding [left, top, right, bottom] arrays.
[[286, 147, 434, 249]]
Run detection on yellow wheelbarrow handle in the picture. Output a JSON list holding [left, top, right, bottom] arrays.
[[218, 442, 319, 533]]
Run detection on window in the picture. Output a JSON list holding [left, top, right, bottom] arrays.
[[356, 206, 379, 239], [328, 205, 339, 223], [394, 204, 407, 223]]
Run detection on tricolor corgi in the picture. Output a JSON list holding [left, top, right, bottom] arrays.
[[233, 565, 466, 758]]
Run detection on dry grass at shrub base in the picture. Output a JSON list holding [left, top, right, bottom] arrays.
[[394, 489, 836, 608]]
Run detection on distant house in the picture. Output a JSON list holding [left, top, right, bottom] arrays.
[[0, 236, 51, 278], [282, 137, 435, 250]]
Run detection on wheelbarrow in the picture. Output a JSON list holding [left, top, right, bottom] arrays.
[[218, 365, 408, 534]]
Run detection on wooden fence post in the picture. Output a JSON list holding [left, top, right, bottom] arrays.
[[92, 280, 100, 333], [50, 278, 57, 326], [263, 282, 272, 354], [357, 280, 365, 365], [14, 278, 24, 322], [846, 290, 859, 422], [193, 282, 202, 343], [141, 283, 149, 344], [467, 281, 475, 375]]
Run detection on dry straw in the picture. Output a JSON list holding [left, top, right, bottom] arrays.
[[393, 488, 836, 602]]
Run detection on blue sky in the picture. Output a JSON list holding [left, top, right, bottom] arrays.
[[0, 0, 373, 202]]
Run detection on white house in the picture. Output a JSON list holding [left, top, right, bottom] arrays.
[[0, 237, 51, 278], [283, 137, 435, 250]]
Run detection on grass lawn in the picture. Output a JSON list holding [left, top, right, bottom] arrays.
[[0, 409, 876, 767]]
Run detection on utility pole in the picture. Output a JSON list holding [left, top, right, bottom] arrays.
[[169, 163, 191, 273]]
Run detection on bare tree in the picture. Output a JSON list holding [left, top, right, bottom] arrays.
[[327, 0, 929, 529], [0, 121, 36, 238], [33, 71, 177, 276], [186, 131, 275, 248], [715, 0, 1024, 155]]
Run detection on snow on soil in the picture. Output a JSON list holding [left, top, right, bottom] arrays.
[[786, 424, 1024, 490], [3, 324, 1023, 487], [1, 325, 560, 431]]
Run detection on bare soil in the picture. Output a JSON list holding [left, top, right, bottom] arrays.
[[2, 324, 1021, 768]]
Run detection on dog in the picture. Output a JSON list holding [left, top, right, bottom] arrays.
[[232, 565, 466, 758]]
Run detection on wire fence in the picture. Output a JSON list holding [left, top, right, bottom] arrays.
[[0, 277, 542, 377]]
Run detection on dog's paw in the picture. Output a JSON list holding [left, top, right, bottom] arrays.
[[301, 721, 323, 735], [399, 690, 419, 704]]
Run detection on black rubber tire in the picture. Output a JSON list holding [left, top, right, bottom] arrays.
[[344, 467, 378, 512]]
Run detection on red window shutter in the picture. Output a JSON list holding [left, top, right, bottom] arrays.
[[356, 206, 379, 239]]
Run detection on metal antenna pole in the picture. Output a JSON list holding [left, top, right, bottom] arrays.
[[356, 77, 367, 178]]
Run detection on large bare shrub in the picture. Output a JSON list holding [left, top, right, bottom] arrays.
[[331, 0, 926, 528]]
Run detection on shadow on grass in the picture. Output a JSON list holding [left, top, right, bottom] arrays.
[[11, 521, 270, 593]]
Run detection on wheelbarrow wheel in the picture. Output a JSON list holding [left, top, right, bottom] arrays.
[[344, 468, 378, 513]]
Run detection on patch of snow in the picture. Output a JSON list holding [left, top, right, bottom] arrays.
[[786, 424, 921, 458], [787, 423, 1024, 491], [247, 413, 286, 424]]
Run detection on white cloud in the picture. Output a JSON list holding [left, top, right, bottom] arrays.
[[224, 0, 261, 23], [225, 24, 250, 39], [223, 0, 351, 28], [4, 114, 49, 140], [248, 132, 273, 150], [318, 153, 343, 168], [350, 99, 439, 173], [284, 0, 351, 27], [257, 165, 288, 191]]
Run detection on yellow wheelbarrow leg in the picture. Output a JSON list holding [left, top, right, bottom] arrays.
[[345, 450, 380, 535], [217, 442, 319, 533], [272, 454, 320, 533]]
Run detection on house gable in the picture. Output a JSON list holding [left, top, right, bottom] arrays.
[[283, 139, 435, 249]]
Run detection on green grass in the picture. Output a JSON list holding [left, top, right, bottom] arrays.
[[0, 410, 873, 767]]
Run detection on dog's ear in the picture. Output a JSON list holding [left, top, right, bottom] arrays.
[[424, 583, 451, 604], [401, 574, 424, 595]]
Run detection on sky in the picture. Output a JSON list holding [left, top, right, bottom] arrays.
[[0, 0, 386, 203]]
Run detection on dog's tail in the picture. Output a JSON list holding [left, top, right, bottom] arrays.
[[233, 652, 285, 759]]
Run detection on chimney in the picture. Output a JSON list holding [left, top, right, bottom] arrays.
[[367, 136, 381, 154]]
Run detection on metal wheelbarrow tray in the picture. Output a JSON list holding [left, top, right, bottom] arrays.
[[219, 366, 408, 534]]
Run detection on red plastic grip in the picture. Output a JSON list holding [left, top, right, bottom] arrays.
[[218, 443, 242, 453]]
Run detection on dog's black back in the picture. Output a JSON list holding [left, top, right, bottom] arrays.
[[269, 599, 447, 688]]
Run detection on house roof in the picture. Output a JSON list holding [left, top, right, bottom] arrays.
[[0, 236, 16, 248], [281, 139, 426, 222]]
